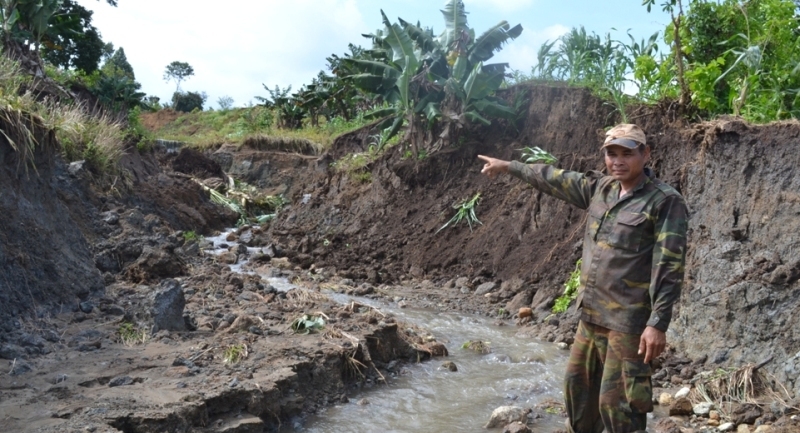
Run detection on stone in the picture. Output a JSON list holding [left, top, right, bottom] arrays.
[[518, 307, 533, 320], [271, 257, 291, 269], [9, 359, 32, 376], [102, 212, 119, 225], [441, 361, 457, 372], [0, 344, 24, 360], [718, 422, 735, 431], [557, 342, 569, 350], [68, 160, 86, 176], [454, 277, 470, 288], [79, 301, 94, 314], [108, 376, 134, 387], [669, 397, 694, 416], [753, 426, 774, 433], [499, 277, 525, 294], [675, 387, 692, 399], [694, 402, 715, 416], [651, 417, 681, 433], [423, 342, 448, 357], [659, 392, 673, 406], [484, 406, 531, 429], [460, 287, 471, 294], [219, 252, 238, 265], [505, 291, 533, 315], [731, 404, 762, 425], [737, 425, 751, 433], [475, 282, 497, 296], [710, 410, 721, 421], [409, 265, 424, 279], [502, 421, 531, 433], [151, 279, 187, 333]]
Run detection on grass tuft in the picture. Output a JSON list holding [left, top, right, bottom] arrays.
[[222, 344, 248, 364], [118, 322, 149, 346]]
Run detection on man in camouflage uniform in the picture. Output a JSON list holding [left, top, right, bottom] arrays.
[[478, 124, 688, 433]]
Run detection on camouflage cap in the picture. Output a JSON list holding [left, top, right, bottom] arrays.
[[602, 124, 647, 149]]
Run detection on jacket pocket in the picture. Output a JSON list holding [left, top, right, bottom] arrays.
[[622, 358, 653, 413], [609, 211, 647, 251]]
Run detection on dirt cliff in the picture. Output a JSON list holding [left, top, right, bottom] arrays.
[[223, 84, 800, 397]]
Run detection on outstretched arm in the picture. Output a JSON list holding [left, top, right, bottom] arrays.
[[477, 154, 598, 210]]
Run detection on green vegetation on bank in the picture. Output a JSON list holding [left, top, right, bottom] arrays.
[[552, 259, 582, 314], [510, 0, 800, 122], [146, 106, 375, 150]]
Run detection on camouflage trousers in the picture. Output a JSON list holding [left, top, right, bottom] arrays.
[[564, 321, 653, 433]]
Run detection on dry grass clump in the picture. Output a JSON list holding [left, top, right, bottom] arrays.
[[242, 134, 322, 155], [0, 54, 126, 178], [285, 288, 330, 305], [689, 363, 797, 416], [47, 105, 126, 176]]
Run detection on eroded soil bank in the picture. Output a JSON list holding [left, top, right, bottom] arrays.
[[0, 84, 799, 432]]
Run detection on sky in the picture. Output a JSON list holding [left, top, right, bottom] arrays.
[[75, 0, 672, 109]]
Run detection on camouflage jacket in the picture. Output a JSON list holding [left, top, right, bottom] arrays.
[[509, 161, 688, 334]]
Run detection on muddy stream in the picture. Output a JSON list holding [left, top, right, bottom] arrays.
[[288, 294, 570, 433], [206, 230, 573, 432]]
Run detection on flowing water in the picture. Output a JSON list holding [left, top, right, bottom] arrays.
[[286, 294, 570, 433], [205, 231, 571, 432]]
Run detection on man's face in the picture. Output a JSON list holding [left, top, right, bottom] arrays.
[[603, 144, 650, 185]]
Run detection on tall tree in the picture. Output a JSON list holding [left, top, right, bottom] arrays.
[[42, 0, 106, 73], [163, 61, 194, 92], [102, 46, 134, 79]]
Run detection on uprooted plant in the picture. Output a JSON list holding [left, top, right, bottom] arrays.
[[290, 314, 326, 335], [520, 146, 558, 164], [437, 192, 482, 233]]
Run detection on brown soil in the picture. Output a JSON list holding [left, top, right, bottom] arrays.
[[1, 84, 799, 432], [140, 109, 181, 132]]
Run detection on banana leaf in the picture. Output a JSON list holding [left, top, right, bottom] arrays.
[[381, 10, 419, 72], [468, 22, 523, 64], [440, 0, 468, 49]]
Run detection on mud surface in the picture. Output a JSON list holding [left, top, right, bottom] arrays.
[[2, 85, 800, 432]]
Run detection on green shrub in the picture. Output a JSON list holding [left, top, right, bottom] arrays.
[[552, 259, 582, 313], [172, 91, 206, 113]]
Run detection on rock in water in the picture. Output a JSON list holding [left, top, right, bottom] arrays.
[[151, 279, 186, 333], [484, 406, 531, 429], [658, 392, 673, 406], [674, 386, 691, 399], [502, 421, 531, 433]]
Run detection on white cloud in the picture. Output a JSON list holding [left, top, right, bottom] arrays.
[[78, 0, 369, 108]]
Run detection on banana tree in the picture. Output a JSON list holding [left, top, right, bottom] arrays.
[[345, 11, 435, 152], [345, 0, 522, 154], [435, 0, 522, 148]]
